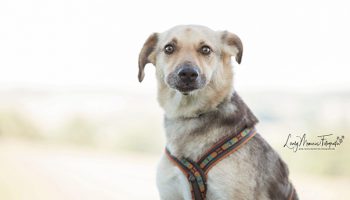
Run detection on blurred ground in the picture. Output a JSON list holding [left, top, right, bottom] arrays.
[[1, 138, 350, 200], [0, 138, 159, 200]]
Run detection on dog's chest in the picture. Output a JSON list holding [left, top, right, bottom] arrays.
[[157, 148, 260, 200], [165, 119, 231, 161]]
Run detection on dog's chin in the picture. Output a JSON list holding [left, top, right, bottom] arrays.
[[167, 81, 207, 95], [178, 89, 195, 96], [175, 86, 200, 95]]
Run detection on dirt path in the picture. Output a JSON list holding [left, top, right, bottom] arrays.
[[0, 139, 159, 200], [0, 138, 349, 200]]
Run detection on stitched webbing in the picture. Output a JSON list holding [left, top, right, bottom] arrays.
[[198, 127, 257, 173], [165, 127, 257, 200]]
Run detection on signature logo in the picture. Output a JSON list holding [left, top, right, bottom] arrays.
[[283, 134, 345, 152]]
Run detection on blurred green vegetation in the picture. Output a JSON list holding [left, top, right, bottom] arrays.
[[57, 116, 98, 146], [115, 121, 164, 153], [0, 110, 42, 139], [0, 108, 164, 154]]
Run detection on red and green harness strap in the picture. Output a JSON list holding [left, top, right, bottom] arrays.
[[165, 127, 257, 200]]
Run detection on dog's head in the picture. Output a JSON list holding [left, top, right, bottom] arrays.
[[138, 25, 243, 117], [139, 25, 242, 94]]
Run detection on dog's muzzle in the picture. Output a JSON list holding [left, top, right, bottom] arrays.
[[166, 63, 206, 94]]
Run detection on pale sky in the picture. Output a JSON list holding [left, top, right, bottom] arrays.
[[0, 0, 349, 92]]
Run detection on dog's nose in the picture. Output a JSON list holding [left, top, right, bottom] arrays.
[[177, 67, 199, 82]]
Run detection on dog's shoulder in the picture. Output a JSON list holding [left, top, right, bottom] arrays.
[[247, 133, 293, 199]]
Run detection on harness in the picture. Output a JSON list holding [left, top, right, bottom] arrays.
[[165, 127, 296, 200]]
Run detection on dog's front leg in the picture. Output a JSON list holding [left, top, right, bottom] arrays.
[[156, 155, 192, 200]]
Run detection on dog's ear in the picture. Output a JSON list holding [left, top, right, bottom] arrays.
[[138, 33, 158, 82], [220, 31, 243, 64]]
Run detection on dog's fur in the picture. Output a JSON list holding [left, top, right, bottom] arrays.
[[138, 25, 298, 200]]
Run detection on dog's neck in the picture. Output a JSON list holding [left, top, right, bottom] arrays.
[[158, 87, 232, 119], [163, 91, 258, 160]]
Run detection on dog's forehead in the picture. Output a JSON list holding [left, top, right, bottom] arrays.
[[159, 25, 219, 45]]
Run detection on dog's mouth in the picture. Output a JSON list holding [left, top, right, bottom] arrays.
[[175, 84, 199, 95], [166, 73, 206, 95]]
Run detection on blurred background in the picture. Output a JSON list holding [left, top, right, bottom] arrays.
[[0, 0, 349, 199]]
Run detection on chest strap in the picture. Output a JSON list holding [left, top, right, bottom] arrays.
[[165, 127, 257, 200]]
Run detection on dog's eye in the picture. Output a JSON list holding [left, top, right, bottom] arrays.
[[164, 44, 175, 54], [200, 46, 211, 55]]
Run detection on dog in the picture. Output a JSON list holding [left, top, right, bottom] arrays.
[[138, 25, 298, 200]]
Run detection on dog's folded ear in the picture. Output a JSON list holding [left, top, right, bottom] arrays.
[[220, 31, 243, 64], [138, 33, 158, 82]]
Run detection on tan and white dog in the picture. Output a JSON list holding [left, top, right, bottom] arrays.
[[138, 25, 298, 200]]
